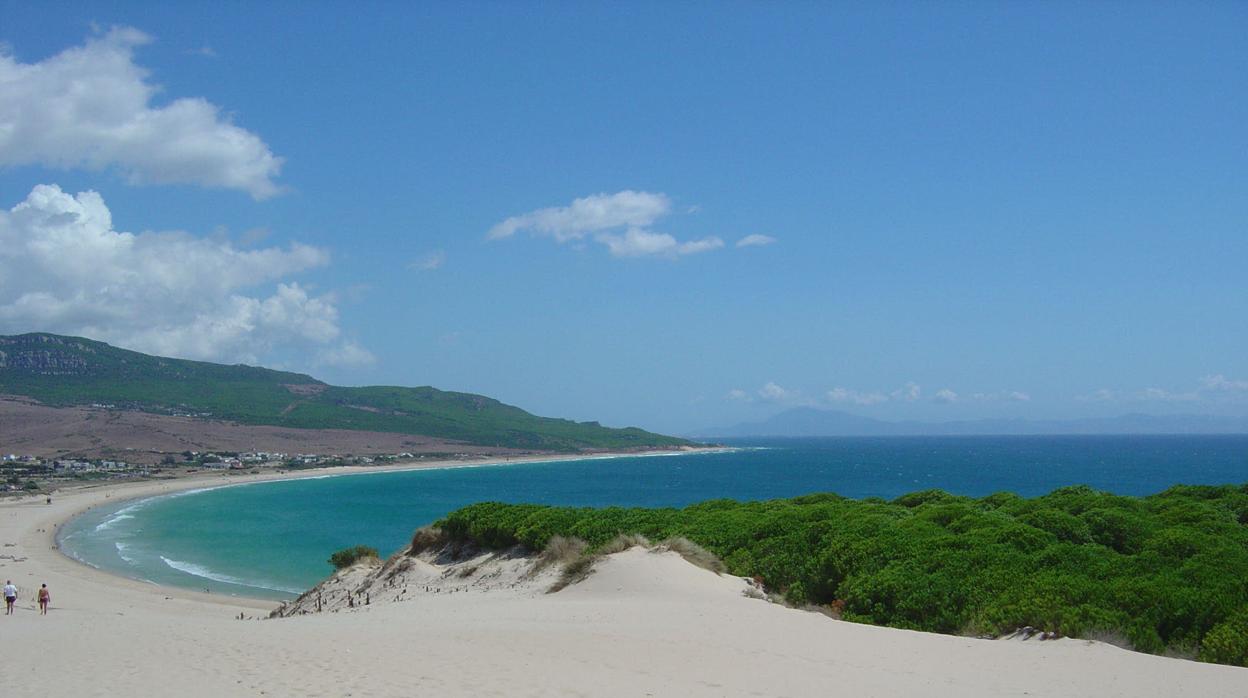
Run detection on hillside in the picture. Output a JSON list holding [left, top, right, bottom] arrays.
[[0, 333, 689, 452]]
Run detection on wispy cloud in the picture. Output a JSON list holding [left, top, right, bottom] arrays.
[[1078, 375, 1248, 404], [969, 390, 1031, 403], [1201, 374, 1248, 393], [826, 387, 888, 405], [933, 388, 959, 404], [488, 190, 724, 259], [488, 191, 670, 242], [736, 234, 777, 248], [409, 249, 446, 271], [596, 229, 723, 258], [726, 388, 752, 403], [0, 27, 283, 199]]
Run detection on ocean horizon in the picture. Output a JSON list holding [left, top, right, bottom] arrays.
[[59, 435, 1248, 600]]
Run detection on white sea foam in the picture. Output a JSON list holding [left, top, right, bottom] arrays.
[[159, 556, 302, 594], [114, 541, 138, 563], [95, 513, 135, 532]]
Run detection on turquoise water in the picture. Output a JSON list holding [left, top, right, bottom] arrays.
[[60, 436, 1248, 600]]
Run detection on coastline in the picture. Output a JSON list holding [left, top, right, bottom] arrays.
[[1, 446, 1244, 696], [41, 445, 727, 604]]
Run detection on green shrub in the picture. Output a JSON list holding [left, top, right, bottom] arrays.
[[328, 545, 379, 570], [430, 483, 1248, 666], [1199, 608, 1248, 666]]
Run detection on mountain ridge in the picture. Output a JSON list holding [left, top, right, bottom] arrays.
[[0, 332, 689, 452]]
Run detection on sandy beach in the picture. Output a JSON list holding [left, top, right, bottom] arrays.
[[0, 460, 1244, 697]]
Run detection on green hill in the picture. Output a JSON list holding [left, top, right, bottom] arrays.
[[0, 333, 690, 451]]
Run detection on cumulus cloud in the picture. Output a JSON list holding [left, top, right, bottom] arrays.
[[758, 381, 799, 403], [736, 234, 776, 248], [0, 28, 283, 199], [827, 387, 888, 406], [891, 382, 922, 402], [409, 250, 446, 271], [488, 190, 724, 259], [0, 184, 364, 366], [933, 389, 959, 404]]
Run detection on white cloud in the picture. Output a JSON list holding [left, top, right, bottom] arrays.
[[827, 387, 888, 406], [1139, 387, 1199, 402], [1078, 374, 1248, 404], [1077, 388, 1117, 403], [1201, 374, 1248, 393], [489, 191, 670, 242], [891, 382, 922, 402], [736, 234, 777, 248], [0, 184, 364, 366], [933, 389, 959, 404], [0, 28, 283, 199], [409, 250, 446, 271], [726, 388, 751, 402], [489, 190, 725, 259], [596, 228, 723, 258], [758, 381, 793, 402], [969, 390, 1032, 403]]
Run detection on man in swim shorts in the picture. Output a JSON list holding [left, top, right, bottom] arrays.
[[3, 580, 16, 615]]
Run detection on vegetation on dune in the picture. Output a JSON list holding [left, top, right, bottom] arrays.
[[0, 333, 689, 451], [434, 484, 1248, 666], [328, 545, 380, 570]]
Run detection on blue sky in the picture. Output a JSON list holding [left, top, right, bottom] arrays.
[[1, 2, 1245, 434]]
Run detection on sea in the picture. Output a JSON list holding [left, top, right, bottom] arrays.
[[58, 435, 1248, 600]]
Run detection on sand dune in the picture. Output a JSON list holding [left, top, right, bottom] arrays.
[[0, 472, 1244, 697]]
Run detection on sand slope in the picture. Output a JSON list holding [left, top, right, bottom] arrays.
[[1, 478, 1245, 697]]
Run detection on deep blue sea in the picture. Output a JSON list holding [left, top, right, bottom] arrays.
[[59, 436, 1248, 600]]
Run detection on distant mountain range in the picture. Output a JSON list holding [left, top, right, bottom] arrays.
[[0, 333, 689, 452], [699, 406, 1248, 438]]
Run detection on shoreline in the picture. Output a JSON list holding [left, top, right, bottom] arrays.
[[2, 445, 1243, 696], [38, 445, 729, 605]]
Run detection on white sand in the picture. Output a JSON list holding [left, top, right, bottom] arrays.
[[0, 471, 1244, 697]]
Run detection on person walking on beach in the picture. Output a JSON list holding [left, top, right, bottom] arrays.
[[37, 584, 50, 615], [3, 580, 16, 615]]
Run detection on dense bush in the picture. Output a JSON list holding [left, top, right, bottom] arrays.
[[435, 483, 1248, 666], [328, 545, 380, 570]]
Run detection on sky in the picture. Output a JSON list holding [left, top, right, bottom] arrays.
[[0, 2, 1245, 434]]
